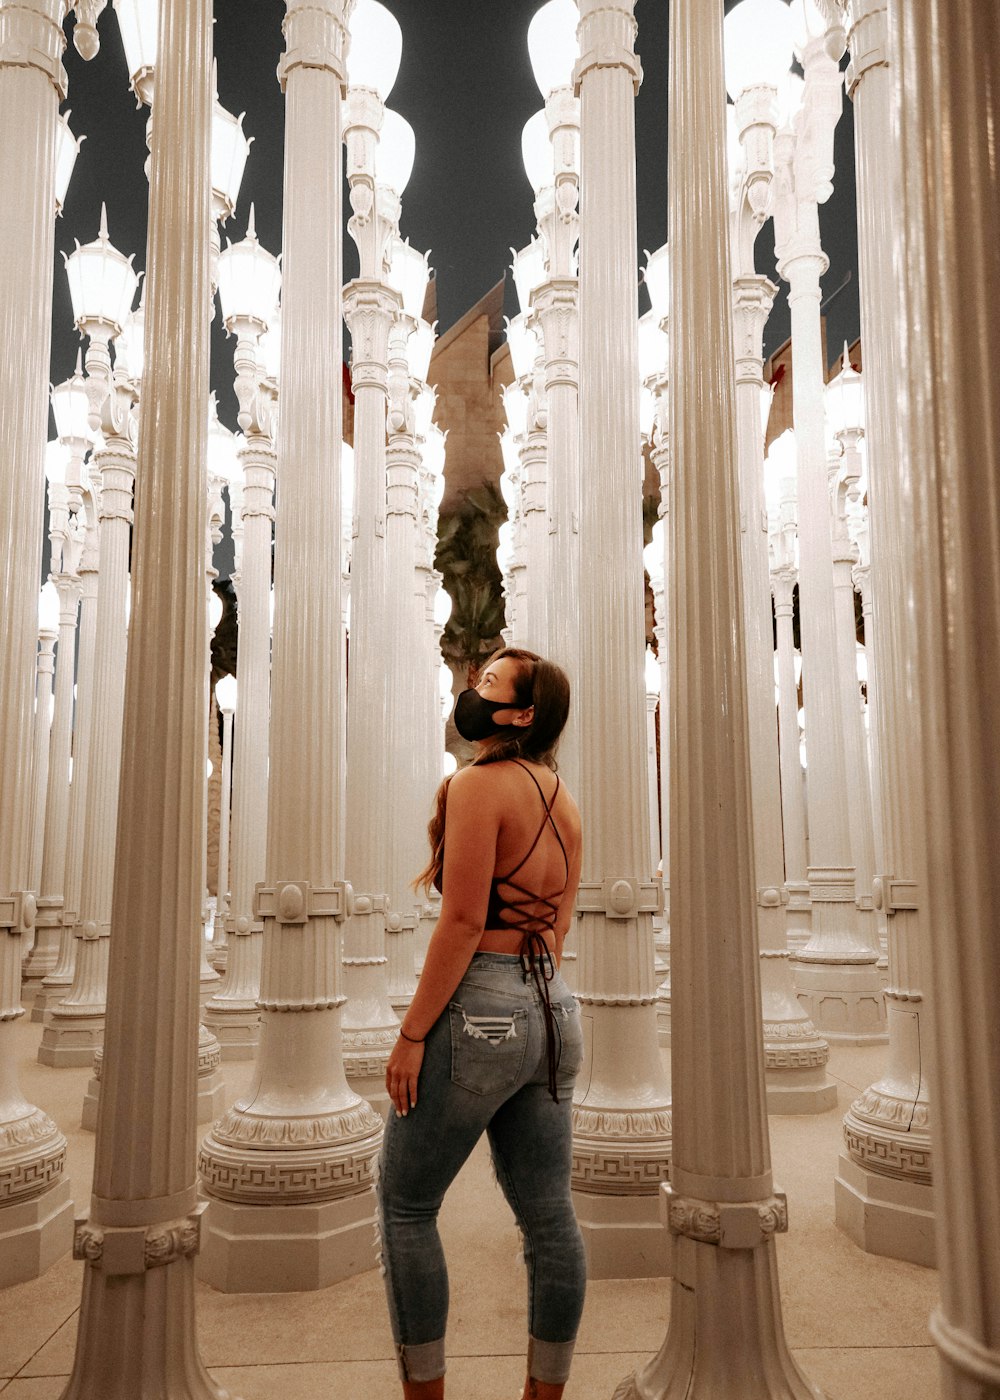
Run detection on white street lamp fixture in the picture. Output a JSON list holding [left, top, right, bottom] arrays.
[[340, 440, 355, 531], [208, 591, 223, 634], [424, 423, 447, 483], [38, 581, 61, 636], [413, 384, 435, 440], [438, 659, 454, 720], [405, 318, 435, 382], [442, 751, 457, 777], [723, 0, 795, 102], [777, 70, 805, 129], [207, 394, 239, 483], [511, 239, 546, 314], [114, 0, 158, 105], [374, 108, 415, 197], [54, 111, 84, 214], [51, 354, 94, 451], [499, 428, 519, 482], [116, 300, 145, 382], [216, 674, 238, 714], [506, 313, 539, 381], [259, 309, 281, 382], [763, 427, 797, 512], [760, 382, 774, 439], [643, 519, 665, 591], [386, 237, 430, 318], [502, 382, 529, 439], [527, 0, 579, 99], [346, 0, 403, 101], [792, 0, 831, 50], [825, 345, 865, 439], [638, 309, 668, 383], [521, 110, 554, 195], [643, 243, 670, 321], [212, 95, 252, 225], [639, 385, 656, 441], [217, 206, 282, 332], [496, 520, 514, 574], [64, 205, 138, 341], [856, 641, 867, 687]]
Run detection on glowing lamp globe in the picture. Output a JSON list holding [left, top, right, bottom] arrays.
[[502, 383, 529, 440], [496, 521, 514, 574], [499, 467, 517, 513], [216, 674, 238, 714], [54, 111, 83, 214], [527, 0, 579, 98], [346, 0, 402, 100], [113, 0, 158, 103], [406, 318, 436, 382], [643, 244, 670, 321], [763, 428, 797, 513], [433, 586, 453, 628], [521, 110, 554, 195], [638, 311, 668, 382], [760, 383, 774, 440], [207, 395, 239, 482], [643, 520, 665, 590], [644, 647, 661, 697], [424, 423, 447, 480], [386, 237, 430, 318], [259, 310, 281, 381], [212, 99, 251, 220], [208, 590, 223, 633], [39, 581, 61, 636], [45, 439, 68, 485], [793, 0, 830, 49], [413, 386, 435, 440], [440, 662, 455, 720], [217, 208, 282, 330], [499, 429, 519, 482], [443, 751, 457, 777], [64, 206, 138, 336], [777, 71, 805, 128], [506, 314, 539, 381], [375, 108, 415, 196], [511, 240, 546, 315], [724, 0, 795, 101], [117, 303, 145, 380], [51, 359, 93, 444], [825, 346, 865, 437]]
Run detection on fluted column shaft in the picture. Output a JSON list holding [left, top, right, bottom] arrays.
[[852, 554, 888, 962], [733, 278, 835, 1114], [198, 0, 383, 1294], [771, 568, 810, 930], [831, 0, 935, 1268], [615, 3, 818, 1393], [27, 634, 56, 914], [202, 437, 274, 1056], [39, 439, 134, 1067], [0, 0, 73, 1283], [518, 403, 549, 652], [774, 40, 883, 1042], [891, 0, 1000, 1387], [38, 515, 98, 1020], [340, 279, 401, 1113], [61, 1, 221, 1389], [571, 0, 672, 1280], [28, 578, 81, 987]]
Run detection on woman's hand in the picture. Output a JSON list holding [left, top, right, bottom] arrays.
[[386, 1035, 425, 1117]]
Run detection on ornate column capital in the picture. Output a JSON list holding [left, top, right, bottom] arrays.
[[0, 0, 67, 98], [845, 0, 889, 99], [278, 0, 351, 92], [574, 0, 642, 95], [343, 278, 401, 391]]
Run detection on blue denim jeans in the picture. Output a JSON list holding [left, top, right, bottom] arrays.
[[377, 952, 587, 1386]]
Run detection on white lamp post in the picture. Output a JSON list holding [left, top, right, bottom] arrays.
[[213, 675, 236, 966], [340, 10, 408, 1110], [40, 214, 140, 1072], [726, 13, 836, 1113], [617, 2, 809, 1391], [198, 0, 384, 1294], [53, 109, 84, 215], [51, 352, 96, 505], [508, 232, 549, 651], [61, 0, 221, 1377], [203, 218, 280, 1058], [26, 586, 60, 925], [766, 0, 885, 1039], [570, 0, 672, 1278], [819, 0, 937, 1268]]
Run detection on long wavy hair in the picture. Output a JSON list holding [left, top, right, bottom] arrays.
[[414, 647, 571, 896]]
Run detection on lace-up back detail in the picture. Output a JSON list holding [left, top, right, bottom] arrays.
[[484, 762, 569, 936]]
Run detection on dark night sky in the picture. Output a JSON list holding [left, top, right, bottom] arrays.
[[49, 0, 859, 440]]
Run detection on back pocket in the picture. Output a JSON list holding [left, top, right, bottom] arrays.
[[449, 1003, 529, 1095]]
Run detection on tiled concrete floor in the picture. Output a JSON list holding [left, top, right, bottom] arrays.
[[1, 995, 940, 1398]]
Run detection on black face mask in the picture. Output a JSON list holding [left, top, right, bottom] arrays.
[[453, 688, 519, 742]]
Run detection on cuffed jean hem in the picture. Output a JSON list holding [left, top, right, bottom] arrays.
[[527, 1335, 576, 1385], [395, 1339, 446, 1384]]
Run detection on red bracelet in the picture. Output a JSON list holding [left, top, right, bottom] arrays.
[[399, 1027, 425, 1044]]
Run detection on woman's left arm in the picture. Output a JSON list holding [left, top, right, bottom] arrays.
[[385, 765, 499, 1116]]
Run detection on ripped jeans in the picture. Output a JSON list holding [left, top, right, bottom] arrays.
[[377, 952, 586, 1386]]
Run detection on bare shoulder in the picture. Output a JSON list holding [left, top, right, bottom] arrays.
[[447, 763, 505, 809]]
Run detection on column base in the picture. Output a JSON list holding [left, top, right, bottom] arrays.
[[195, 1187, 379, 1292], [834, 1152, 936, 1267], [200, 1004, 262, 1061], [765, 1073, 838, 1115], [0, 1176, 74, 1287], [792, 960, 887, 1043], [388, 991, 413, 1016], [343, 1067, 390, 1120], [572, 1190, 672, 1279], [37, 1011, 105, 1067], [30, 980, 70, 1021]]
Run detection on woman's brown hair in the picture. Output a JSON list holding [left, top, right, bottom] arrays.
[[413, 647, 571, 896]]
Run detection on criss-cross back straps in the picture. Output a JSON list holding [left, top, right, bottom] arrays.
[[499, 760, 569, 885]]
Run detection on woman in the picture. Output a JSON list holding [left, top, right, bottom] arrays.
[[379, 646, 586, 1400]]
